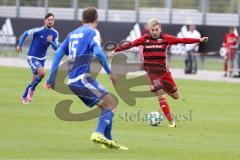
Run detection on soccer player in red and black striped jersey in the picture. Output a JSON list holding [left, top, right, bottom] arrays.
[[111, 18, 208, 127]]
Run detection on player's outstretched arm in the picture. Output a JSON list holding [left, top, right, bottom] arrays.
[[45, 47, 65, 89], [164, 34, 208, 45], [109, 36, 145, 58], [93, 45, 111, 75], [93, 45, 117, 85], [200, 37, 208, 43], [17, 27, 43, 53], [115, 37, 145, 52]]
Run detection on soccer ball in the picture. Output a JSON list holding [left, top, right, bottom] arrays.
[[147, 112, 162, 126]]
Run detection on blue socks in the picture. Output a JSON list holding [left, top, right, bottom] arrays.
[[96, 108, 114, 140], [22, 83, 32, 98], [31, 75, 42, 91], [22, 75, 43, 98], [104, 120, 112, 140]]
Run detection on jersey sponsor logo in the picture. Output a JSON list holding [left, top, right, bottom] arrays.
[[70, 33, 84, 39], [0, 18, 16, 45], [145, 45, 163, 49]]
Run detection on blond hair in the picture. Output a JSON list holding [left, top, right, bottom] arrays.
[[148, 18, 161, 28]]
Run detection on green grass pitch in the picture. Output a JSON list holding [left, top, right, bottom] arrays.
[[0, 66, 240, 160]]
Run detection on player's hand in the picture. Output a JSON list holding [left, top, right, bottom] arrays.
[[16, 45, 22, 53], [110, 73, 118, 85], [200, 37, 208, 43], [47, 35, 53, 43], [108, 50, 115, 59], [44, 83, 52, 90]]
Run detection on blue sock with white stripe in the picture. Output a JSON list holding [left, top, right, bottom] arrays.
[[22, 83, 33, 98], [96, 108, 113, 137], [30, 75, 42, 91]]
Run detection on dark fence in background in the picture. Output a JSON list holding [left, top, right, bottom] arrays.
[[0, 17, 232, 53]]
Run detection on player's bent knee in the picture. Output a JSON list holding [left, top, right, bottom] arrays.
[[37, 69, 45, 78], [155, 89, 165, 98], [157, 94, 165, 100], [170, 92, 179, 100], [99, 94, 117, 111], [37, 67, 45, 78]]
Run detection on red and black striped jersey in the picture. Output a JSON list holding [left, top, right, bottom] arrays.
[[115, 33, 200, 74], [223, 33, 238, 49]]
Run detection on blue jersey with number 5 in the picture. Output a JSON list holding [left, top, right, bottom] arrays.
[[59, 25, 101, 80]]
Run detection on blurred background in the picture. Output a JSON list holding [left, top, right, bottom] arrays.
[[0, 0, 239, 24], [0, 0, 240, 77]]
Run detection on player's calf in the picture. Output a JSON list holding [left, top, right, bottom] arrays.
[[94, 94, 117, 142]]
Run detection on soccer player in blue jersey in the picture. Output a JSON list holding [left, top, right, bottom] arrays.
[[45, 7, 128, 150], [16, 13, 59, 104]]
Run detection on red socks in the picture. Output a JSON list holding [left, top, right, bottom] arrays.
[[224, 61, 228, 73], [159, 97, 173, 122]]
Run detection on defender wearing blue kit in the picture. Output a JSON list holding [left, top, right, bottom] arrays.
[[46, 7, 128, 150], [17, 13, 58, 104]]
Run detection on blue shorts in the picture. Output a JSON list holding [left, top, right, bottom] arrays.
[[69, 74, 108, 108], [27, 56, 45, 74]]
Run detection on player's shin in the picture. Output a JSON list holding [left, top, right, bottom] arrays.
[[96, 108, 113, 136], [159, 97, 173, 123], [22, 83, 33, 98], [104, 119, 113, 140], [31, 75, 43, 91], [224, 61, 228, 76]]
